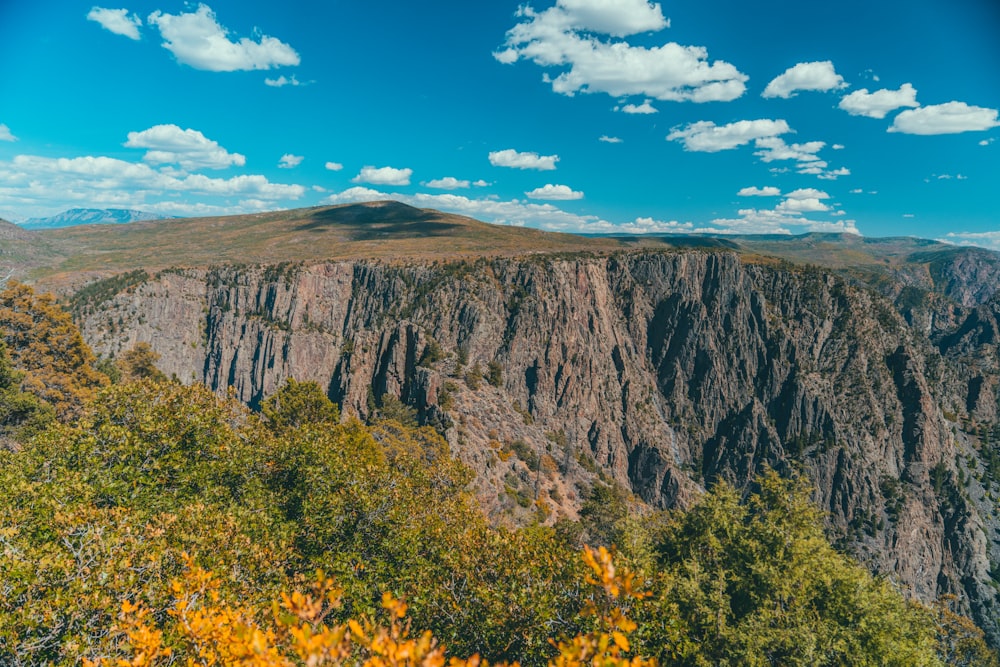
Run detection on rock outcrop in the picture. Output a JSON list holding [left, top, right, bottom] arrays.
[[75, 251, 1000, 643]]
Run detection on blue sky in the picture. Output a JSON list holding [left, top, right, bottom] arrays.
[[0, 1, 998, 246]]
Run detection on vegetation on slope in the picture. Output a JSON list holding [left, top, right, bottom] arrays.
[[0, 283, 996, 666]]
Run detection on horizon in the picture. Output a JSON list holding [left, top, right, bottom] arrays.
[[1, 1, 998, 247]]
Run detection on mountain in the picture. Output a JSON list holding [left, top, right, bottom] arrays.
[[20, 207, 165, 230]]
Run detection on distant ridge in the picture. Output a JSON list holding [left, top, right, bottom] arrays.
[[21, 208, 166, 230]]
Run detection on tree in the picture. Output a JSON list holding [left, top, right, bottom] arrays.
[[0, 281, 108, 419], [644, 472, 943, 666], [261, 377, 340, 433], [116, 342, 168, 383]]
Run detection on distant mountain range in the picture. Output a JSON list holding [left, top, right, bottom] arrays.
[[20, 208, 166, 230]]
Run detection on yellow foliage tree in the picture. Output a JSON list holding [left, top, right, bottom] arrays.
[[0, 281, 107, 418]]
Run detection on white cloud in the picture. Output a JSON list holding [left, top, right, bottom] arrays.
[[817, 167, 850, 180], [278, 154, 303, 169], [710, 207, 859, 235], [87, 7, 142, 40], [496, 2, 747, 103], [784, 188, 830, 200], [889, 101, 1000, 135], [264, 75, 304, 87], [943, 231, 1000, 251], [0, 152, 305, 219], [473, 180, 490, 187], [832, 144, 844, 150], [555, 0, 668, 37], [619, 100, 658, 114], [324, 186, 386, 203], [599, 135, 623, 143], [489, 148, 559, 170], [753, 137, 824, 163], [737, 186, 781, 197], [351, 165, 413, 186], [980, 138, 995, 146], [426, 177, 470, 189], [762, 61, 846, 99], [325, 161, 344, 171], [147, 4, 300, 72], [838, 83, 919, 119], [124, 124, 245, 170], [667, 119, 790, 152], [0, 124, 16, 142], [776, 197, 829, 213], [526, 183, 584, 200], [751, 137, 849, 180], [849, 189, 863, 194]]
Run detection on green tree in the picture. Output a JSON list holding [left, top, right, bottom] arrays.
[[116, 341, 168, 383], [260, 377, 340, 433], [643, 472, 943, 667]]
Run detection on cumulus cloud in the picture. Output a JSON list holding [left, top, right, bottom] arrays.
[[710, 207, 859, 235], [784, 188, 830, 200], [737, 186, 781, 197], [667, 119, 790, 152], [555, 0, 668, 36], [618, 100, 658, 114], [839, 83, 919, 119], [0, 152, 305, 218], [124, 124, 245, 170], [762, 61, 846, 99], [751, 137, 849, 180], [817, 167, 850, 180], [526, 183, 584, 200], [943, 231, 1000, 251], [351, 165, 413, 186], [425, 177, 470, 189], [278, 154, 303, 169], [0, 124, 16, 142], [473, 180, 491, 187], [325, 162, 343, 171], [849, 189, 863, 194], [753, 137, 824, 163], [147, 4, 300, 72], [776, 197, 829, 213], [889, 101, 1000, 135], [489, 148, 559, 170], [832, 144, 844, 150], [264, 75, 304, 87], [599, 135, 623, 143], [495, 1, 747, 104], [87, 7, 143, 40], [981, 138, 995, 146]]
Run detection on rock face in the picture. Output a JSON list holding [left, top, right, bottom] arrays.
[[76, 251, 1000, 643]]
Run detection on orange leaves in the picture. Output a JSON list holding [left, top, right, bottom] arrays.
[[581, 546, 649, 604], [549, 547, 655, 667], [103, 557, 512, 667]]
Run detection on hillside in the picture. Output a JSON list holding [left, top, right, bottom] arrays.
[[25, 201, 624, 287]]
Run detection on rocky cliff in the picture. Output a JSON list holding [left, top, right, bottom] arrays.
[[74, 251, 1000, 643]]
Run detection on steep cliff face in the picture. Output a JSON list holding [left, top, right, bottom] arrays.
[[76, 251, 1000, 642]]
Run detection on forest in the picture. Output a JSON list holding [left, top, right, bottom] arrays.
[[0, 280, 996, 667]]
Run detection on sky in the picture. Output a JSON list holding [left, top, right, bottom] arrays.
[[0, 0, 998, 246]]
